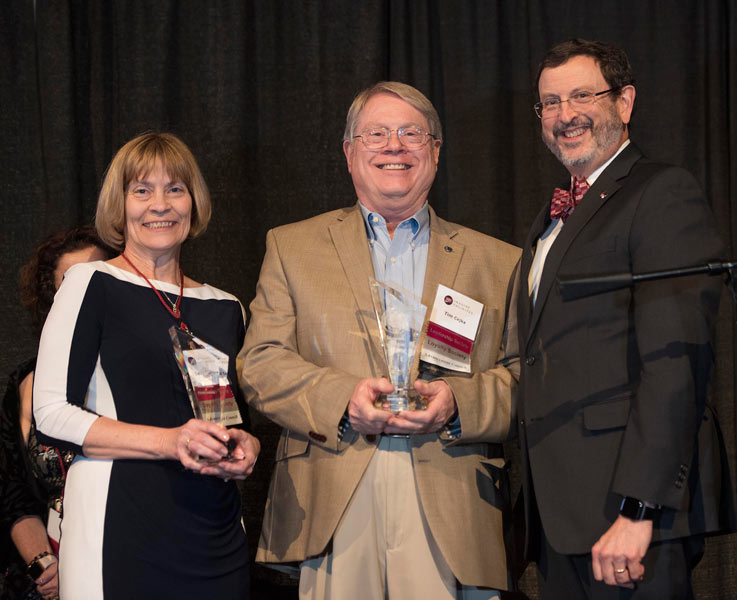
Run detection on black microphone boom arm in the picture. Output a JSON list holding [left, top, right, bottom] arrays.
[[558, 261, 737, 301]]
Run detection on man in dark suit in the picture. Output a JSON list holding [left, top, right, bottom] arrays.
[[516, 39, 735, 599]]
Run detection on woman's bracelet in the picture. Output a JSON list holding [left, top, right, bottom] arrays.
[[26, 551, 57, 579]]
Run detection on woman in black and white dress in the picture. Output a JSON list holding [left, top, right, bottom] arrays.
[[33, 133, 259, 599]]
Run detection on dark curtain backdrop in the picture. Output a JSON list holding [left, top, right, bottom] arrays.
[[1, 1, 735, 598]]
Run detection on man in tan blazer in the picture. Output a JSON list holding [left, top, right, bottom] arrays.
[[240, 81, 520, 599]]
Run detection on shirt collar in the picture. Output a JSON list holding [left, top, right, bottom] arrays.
[[359, 201, 430, 241], [582, 138, 631, 187]]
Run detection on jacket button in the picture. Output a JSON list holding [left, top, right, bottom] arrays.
[[308, 431, 327, 443], [525, 356, 536, 366], [366, 434, 377, 442]]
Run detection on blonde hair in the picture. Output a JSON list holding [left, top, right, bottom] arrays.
[[95, 132, 212, 250], [343, 81, 443, 144]]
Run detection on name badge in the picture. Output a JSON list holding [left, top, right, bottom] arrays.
[[419, 284, 484, 373]]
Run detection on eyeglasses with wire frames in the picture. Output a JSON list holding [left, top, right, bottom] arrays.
[[534, 86, 622, 119], [353, 126, 437, 150]]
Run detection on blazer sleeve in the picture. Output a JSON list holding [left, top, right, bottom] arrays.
[[610, 166, 725, 509], [238, 229, 361, 451]]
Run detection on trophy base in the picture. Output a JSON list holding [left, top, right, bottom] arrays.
[[376, 389, 426, 413], [387, 392, 409, 413]]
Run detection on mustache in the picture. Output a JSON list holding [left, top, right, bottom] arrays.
[[552, 116, 593, 137]]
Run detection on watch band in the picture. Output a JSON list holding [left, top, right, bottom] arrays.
[[619, 496, 659, 521]]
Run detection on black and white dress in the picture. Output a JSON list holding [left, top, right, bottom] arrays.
[[33, 262, 249, 599]]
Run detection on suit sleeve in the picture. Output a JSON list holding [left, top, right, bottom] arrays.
[[238, 229, 361, 450], [441, 251, 522, 445], [610, 166, 725, 509]]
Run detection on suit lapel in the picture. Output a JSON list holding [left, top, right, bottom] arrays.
[[412, 207, 464, 377], [421, 207, 464, 309], [525, 143, 643, 344], [329, 205, 386, 369]]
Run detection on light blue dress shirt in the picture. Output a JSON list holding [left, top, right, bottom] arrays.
[[359, 201, 430, 299]]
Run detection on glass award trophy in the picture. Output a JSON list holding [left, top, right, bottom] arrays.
[[169, 326, 243, 456], [369, 278, 427, 412]]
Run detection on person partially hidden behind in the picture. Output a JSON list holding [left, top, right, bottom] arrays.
[[0, 225, 112, 600], [240, 82, 520, 599], [515, 38, 735, 599]]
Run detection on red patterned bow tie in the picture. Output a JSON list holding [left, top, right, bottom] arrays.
[[550, 176, 589, 223]]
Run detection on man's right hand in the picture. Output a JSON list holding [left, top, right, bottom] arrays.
[[347, 377, 395, 434]]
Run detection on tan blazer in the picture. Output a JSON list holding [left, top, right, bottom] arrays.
[[239, 203, 521, 589]]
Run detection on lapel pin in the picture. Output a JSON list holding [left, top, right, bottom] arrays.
[[600, 191, 608, 199], [444, 245, 453, 253]]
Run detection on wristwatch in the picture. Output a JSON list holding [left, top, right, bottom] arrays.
[[337, 412, 352, 441], [619, 496, 659, 521], [26, 551, 57, 579], [442, 409, 461, 440]]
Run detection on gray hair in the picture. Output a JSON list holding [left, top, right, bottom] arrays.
[[343, 81, 443, 143]]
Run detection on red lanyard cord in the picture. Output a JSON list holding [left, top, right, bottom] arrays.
[[120, 252, 188, 330]]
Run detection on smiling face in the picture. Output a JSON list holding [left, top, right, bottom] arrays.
[[124, 161, 192, 260], [539, 55, 634, 177], [343, 93, 441, 224]]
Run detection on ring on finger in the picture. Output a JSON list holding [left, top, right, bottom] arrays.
[[615, 567, 627, 574], [185, 438, 191, 450]]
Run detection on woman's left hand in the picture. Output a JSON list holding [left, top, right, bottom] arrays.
[[198, 428, 260, 481], [34, 558, 59, 599]]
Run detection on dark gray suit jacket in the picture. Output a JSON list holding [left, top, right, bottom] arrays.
[[516, 142, 736, 557]]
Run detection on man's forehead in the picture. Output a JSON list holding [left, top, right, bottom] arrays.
[[539, 55, 606, 94], [358, 93, 429, 127]]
